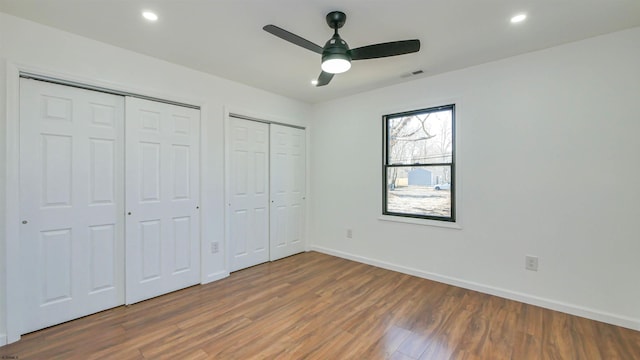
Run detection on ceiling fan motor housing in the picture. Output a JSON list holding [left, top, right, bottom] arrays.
[[322, 35, 351, 63]]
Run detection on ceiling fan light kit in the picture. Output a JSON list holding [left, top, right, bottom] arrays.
[[321, 57, 351, 74], [264, 10, 420, 86]]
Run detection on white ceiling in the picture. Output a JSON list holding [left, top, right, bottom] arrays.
[[2, 0, 640, 104]]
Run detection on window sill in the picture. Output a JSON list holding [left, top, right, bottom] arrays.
[[378, 215, 462, 229]]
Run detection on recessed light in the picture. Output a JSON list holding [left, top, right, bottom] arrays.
[[510, 13, 527, 24], [311, 79, 319, 86], [142, 11, 158, 21]]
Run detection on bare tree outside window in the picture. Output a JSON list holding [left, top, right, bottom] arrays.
[[383, 105, 455, 221]]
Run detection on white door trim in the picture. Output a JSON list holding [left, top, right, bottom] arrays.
[[20, 71, 199, 110], [5, 62, 22, 344], [3, 62, 206, 344]]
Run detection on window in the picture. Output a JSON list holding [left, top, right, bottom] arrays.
[[383, 104, 455, 222]]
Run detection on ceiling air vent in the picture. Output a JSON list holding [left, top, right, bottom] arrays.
[[401, 69, 425, 78]]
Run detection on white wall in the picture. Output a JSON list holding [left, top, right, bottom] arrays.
[[310, 27, 640, 329], [0, 12, 312, 343], [0, 53, 7, 345]]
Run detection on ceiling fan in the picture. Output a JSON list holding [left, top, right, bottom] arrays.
[[263, 11, 420, 87]]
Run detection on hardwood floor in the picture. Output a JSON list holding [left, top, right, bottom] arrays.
[[2, 251, 639, 359]]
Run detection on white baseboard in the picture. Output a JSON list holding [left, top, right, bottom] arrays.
[[202, 270, 229, 285], [310, 245, 640, 331]]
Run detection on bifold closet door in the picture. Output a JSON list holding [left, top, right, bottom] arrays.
[[270, 124, 306, 261], [125, 97, 201, 304], [226, 118, 270, 271], [19, 78, 125, 333]]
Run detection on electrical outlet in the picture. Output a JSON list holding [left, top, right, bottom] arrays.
[[525, 255, 538, 271], [346, 229, 353, 239], [211, 242, 219, 254]]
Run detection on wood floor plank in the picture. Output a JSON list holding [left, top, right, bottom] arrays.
[[361, 325, 413, 359], [1, 251, 639, 359]]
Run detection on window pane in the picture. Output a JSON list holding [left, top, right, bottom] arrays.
[[386, 166, 452, 218], [387, 108, 453, 165]]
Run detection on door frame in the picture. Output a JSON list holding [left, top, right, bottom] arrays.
[[3, 62, 206, 344], [223, 108, 307, 273]]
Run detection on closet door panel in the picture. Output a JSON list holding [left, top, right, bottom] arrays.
[[270, 124, 306, 261], [125, 97, 200, 304], [226, 118, 270, 271], [19, 79, 125, 333]]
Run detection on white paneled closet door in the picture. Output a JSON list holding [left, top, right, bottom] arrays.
[[125, 97, 201, 304], [270, 124, 306, 261], [19, 79, 125, 333], [226, 118, 270, 271]]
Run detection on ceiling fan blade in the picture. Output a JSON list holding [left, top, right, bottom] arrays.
[[351, 39, 420, 60], [316, 71, 334, 87], [263, 25, 323, 54]]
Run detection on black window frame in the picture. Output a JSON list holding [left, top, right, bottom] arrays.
[[382, 104, 456, 222]]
